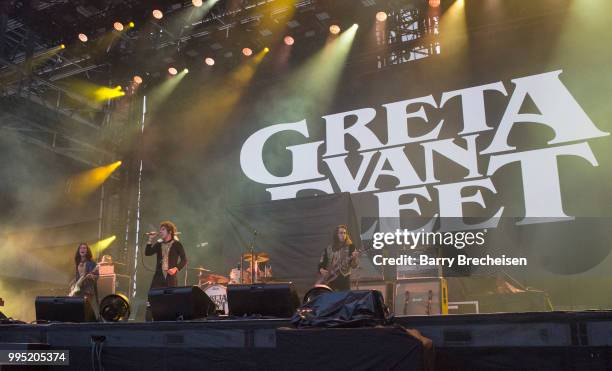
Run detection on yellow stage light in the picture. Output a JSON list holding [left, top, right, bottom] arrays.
[[91, 236, 117, 257], [129, 21, 135, 28], [183, 68, 189, 74], [60, 44, 66, 49], [67, 161, 122, 199], [264, 47, 270, 52]]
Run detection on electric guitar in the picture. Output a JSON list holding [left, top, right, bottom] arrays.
[[68, 265, 99, 297], [316, 245, 372, 286]]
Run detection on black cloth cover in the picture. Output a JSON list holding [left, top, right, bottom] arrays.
[[291, 290, 391, 328], [223, 193, 362, 294]]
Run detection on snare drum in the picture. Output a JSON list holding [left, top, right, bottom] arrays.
[[203, 284, 228, 314]]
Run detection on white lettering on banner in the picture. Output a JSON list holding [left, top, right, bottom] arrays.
[[239, 70, 610, 230]]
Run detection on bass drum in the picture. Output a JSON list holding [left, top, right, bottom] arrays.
[[203, 284, 228, 315]]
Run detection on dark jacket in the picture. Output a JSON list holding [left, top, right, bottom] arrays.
[[145, 239, 187, 288], [73, 260, 99, 300]]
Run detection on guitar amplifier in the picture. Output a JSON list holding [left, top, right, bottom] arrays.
[[97, 274, 116, 299], [394, 278, 448, 315]]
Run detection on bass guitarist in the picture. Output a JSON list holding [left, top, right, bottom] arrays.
[[317, 225, 359, 291], [70, 242, 99, 307]]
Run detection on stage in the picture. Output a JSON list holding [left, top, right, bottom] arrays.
[[1, 311, 611, 370]]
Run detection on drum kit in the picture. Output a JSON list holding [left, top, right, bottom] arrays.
[[190, 250, 273, 315]]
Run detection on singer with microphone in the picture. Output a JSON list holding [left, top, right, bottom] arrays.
[[145, 221, 187, 289]]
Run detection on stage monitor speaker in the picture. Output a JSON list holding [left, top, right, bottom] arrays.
[[35, 296, 96, 322], [395, 278, 448, 315], [227, 283, 299, 318], [148, 285, 216, 321]]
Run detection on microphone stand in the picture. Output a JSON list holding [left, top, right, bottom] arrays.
[[240, 230, 258, 284]]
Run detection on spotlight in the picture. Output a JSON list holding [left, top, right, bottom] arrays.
[[99, 294, 130, 322], [284, 36, 294, 46], [376, 11, 387, 22], [78, 33, 88, 42], [193, 0, 203, 7], [329, 24, 341, 35], [133, 75, 143, 84], [205, 57, 215, 66], [128, 21, 135, 28], [183, 68, 189, 74], [168, 67, 178, 76], [242, 47, 253, 56], [264, 47, 270, 52], [429, 0, 441, 7], [152, 9, 164, 19], [60, 44, 66, 49], [113, 22, 124, 31]]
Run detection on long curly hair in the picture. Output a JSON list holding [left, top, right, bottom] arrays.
[[332, 225, 352, 248], [74, 242, 94, 266]]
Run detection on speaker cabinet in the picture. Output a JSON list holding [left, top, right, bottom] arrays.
[[35, 296, 96, 322], [394, 278, 448, 315], [97, 274, 116, 299], [227, 283, 299, 318], [148, 285, 216, 321]]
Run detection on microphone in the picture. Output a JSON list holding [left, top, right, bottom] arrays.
[[145, 231, 158, 236]]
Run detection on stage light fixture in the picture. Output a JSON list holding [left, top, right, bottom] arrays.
[[183, 68, 189, 74], [329, 24, 341, 35], [284, 36, 295, 46], [99, 294, 130, 322], [168, 67, 178, 75], [113, 22, 124, 31], [60, 44, 66, 49], [205, 57, 215, 66], [242, 47, 253, 56], [153, 9, 164, 19], [264, 47, 270, 52], [376, 11, 387, 22], [78, 33, 88, 42], [193, 0, 203, 7], [129, 21, 135, 28], [429, 0, 441, 7], [133, 75, 143, 84]]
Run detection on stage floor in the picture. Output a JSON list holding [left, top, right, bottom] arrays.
[[1, 311, 612, 370]]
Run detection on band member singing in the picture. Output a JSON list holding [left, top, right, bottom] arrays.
[[145, 221, 187, 289], [72, 243, 99, 305], [317, 225, 359, 291]]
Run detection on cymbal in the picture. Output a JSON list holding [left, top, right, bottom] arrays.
[[242, 252, 270, 263], [200, 274, 229, 284], [189, 267, 211, 272]]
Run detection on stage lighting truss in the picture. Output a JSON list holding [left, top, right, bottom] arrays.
[[375, 7, 441, 70]]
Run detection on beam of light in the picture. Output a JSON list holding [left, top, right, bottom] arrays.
[[438, 0, 467, 57], [173, 47, 269, 146], [65, 161, 122, 200], [94, 85, 126, 101], [277, 23, 358, 117], [148, 68, 189, 115], [90, 235, 117, 258]]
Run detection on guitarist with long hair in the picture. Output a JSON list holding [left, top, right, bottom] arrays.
[[70, 242, 99, 307], [317, 225, 359, 291]]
